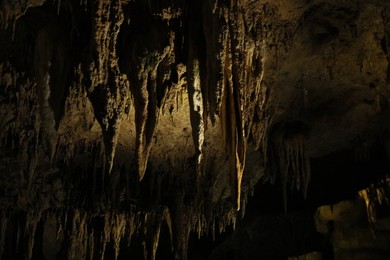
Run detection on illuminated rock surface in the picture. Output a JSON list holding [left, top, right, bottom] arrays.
[[1, 0, 390, 259]]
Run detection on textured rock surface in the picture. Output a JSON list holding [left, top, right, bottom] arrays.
[[315, 198, 390, 260], [1, 0, 390, 259]]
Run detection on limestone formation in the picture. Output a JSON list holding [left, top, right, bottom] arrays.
[[1, 0, 390, 259]]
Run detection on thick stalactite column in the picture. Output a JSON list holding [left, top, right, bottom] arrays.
[[120, 2, 176, 181], [186, 0, 205, 176], [34, 20, 70, 159], [86, 0, 130, 175]]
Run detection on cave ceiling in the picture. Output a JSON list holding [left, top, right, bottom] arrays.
[[1, 0, 390, 259]]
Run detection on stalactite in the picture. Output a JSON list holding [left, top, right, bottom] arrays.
[[24, 211, 42, 260], [211, 0, 269, 212], [187, 58, 205, 175], [0, 211, 7, 258], [87, 0, 130, 175], [150, 213, 161, 260], [0, 64, 40, 191], [0, 0, 46, 35], [0, 63, 15, 147], [0, 206, 243, 259], [271, 125, 310, 213], [186, 0, 206, 177], [359, 188, 377, 229], [125, 8, 175, 181], [163, 207, 173, 252], [16, 214, 21, 253], [3, 0, 379, 258], [200, 0, 224, 123], [34, 19, 71, 160], [174, 193, 190, 260], [284, 133, 311, 199], [88, 229, 95, 260], [0, 0, 10, 29], [67, 210, 88, 260], [100, 212, 111, 260], [132, 70, 159, 181], [111, 213, 126, 260], [353, 137, 372, 161], [56, 210, 63, 240], [179, 222, 191, 260], [220, 25, 246, 211], [359, 176, 390, 234], [56, 0, 61, 15], [126, 211, 137, 248]]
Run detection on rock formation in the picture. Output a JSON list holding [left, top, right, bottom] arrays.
[[1, 0, 390, 259]]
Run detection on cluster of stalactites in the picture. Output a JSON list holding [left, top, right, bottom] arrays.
[[0, 0, 286, 258], [0, 0, 48, 39], [0, 204, 241, 260], [173, 197, 238, 260], [201, 0, 270, 211], [359, 176, 390, 236], [85, 0, 131, 176], [270, 125, 311, 213], [0, 210, 42, 259], [62, 0, 268, 213], [0, 63, 41, 196], [0, 207, 172, 260]]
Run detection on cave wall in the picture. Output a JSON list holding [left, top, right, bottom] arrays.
[[1, 0, 390, 259]]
